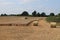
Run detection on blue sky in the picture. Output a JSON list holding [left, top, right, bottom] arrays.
[[0, 0, 60, 15]]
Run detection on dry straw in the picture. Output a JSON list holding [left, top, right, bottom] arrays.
[[50, 22, 56, 28]]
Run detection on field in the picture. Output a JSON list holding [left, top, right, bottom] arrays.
[[0, 16, 60, 40]]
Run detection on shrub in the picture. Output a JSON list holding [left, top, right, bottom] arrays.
[[46, 16, 55, 22], [46, 16, 60, 22]]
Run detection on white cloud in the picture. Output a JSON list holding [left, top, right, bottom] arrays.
[[17, 0, 35, 4], [0, 2, 15, 6], [0, 0, 16, 7]]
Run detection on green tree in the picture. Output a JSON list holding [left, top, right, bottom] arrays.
[[57, 13, 60, 17], [36, 12, 41, 17], [50, 13, 55, 16], [21, 11, 29, 16], [32, 11, 37, 16], [1, 13, 7, 16], [40, 12, 46, 17]]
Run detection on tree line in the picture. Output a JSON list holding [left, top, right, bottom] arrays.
[[0, 11, 60, 17]]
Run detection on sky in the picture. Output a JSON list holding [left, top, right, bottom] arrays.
[[0, 0, 60, 15]]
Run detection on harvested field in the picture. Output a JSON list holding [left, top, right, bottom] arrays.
[[0, 16, 60, 40], [0, 16, 41, 25]]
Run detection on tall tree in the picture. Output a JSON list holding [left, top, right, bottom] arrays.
[[57, 13, 60, 16], [21, 11, 29, 16], [40, 12, 46, 17], [1, 13, 7, 16], [32, 11, 37, 16], [36, 12, 41, 17], [50, 13, 55, 16]]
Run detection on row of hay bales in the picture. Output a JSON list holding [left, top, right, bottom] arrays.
[[31, 20, 57, 28], [0, 21, 57, 28], [0, 20, 39, 26], [0, 23, 28, 26], [32, 20, 57, 28]]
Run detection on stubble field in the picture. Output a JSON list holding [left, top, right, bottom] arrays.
[[0, 16, 60, 40]]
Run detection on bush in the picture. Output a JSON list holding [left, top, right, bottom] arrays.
[[46, 16, 60, 22]]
